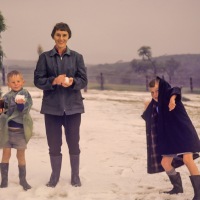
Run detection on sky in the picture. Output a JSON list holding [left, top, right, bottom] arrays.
[[0, 0, 200, 64]]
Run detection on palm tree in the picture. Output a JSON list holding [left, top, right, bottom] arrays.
[[138, 46, 152, 60], [138, 46, 157, 76]]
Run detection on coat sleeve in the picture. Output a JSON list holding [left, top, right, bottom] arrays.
[[22, 90, 33, 114], [72, 54, 88, 90], [34, 53, 56, 91], [0, 113, 9, 148], [141, 109, 147, 121], [169, 87, 182, 102], [141, 99, 153, 121]]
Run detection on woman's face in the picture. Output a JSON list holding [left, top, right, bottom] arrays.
[[53, 30, 69, 50]]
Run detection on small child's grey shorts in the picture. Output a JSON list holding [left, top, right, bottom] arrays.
[[4, 128, 27, 149]]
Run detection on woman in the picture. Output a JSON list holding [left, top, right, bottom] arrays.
[[34, 22, 87, 187]]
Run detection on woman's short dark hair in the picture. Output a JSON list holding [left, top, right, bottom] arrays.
[[51, 22, 72, 39]]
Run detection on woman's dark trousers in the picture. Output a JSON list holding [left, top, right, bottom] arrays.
[[45, 113, 81, 187]]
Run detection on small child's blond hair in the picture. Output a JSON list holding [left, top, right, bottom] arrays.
[[7, 70, 24, 81]]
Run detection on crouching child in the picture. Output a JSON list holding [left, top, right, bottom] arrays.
[[142, 77, 200, 199]]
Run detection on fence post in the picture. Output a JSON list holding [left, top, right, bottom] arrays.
[[2, 67, 5, 86], [145, 75, 148, 91], [84, 85, 87, 93], [190, 77, 193, 92], [100, 72, 104, 90]]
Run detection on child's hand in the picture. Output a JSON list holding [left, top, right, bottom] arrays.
[[15, 99, 26, 104], [169, 95, 176, 111], [144, 100, 151, 110], [15, 95, 26, 104]]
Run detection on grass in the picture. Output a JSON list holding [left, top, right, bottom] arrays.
[[3, 81, 198, 94], [88, 82, 200, 93], [87, 82, 147, 92], [181, 87, 200, 94]]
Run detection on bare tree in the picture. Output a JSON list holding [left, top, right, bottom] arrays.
[[37, 44, 44, 56], [131, 59, 153, 74], [164, 58, 180, 83]]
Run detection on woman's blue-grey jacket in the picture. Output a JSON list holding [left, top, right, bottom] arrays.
[[34, 47, 88, 116]]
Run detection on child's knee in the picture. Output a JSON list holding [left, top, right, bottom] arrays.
[[16, 150, 25, 163], [161, 157, 172, 169], [183, 154, 193, 165], [161, 158, 168, 168]]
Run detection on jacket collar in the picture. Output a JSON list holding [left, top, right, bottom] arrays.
[[50, 46, 71, 57]]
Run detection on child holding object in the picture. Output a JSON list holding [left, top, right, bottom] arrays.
[[142, 77, 200, 200], [0, 70, 33, 191]]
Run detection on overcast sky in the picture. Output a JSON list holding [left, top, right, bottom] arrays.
[[0, 0, 200, 64]]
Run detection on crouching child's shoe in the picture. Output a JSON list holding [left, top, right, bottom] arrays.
[[190, 175, 200, 200], [163, 172, 183, 194]]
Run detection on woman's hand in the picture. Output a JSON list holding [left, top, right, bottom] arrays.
[[52, 74, 73, 87], [52, 74, 66, 85], [61, 77, 74, 87], [169, 95, 176, 111]]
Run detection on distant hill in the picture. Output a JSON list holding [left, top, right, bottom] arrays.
[[1, 54, 200, 88], [87, 54, 200, 87], [3, 59, 37, 68], [1, 60, 36, 86]]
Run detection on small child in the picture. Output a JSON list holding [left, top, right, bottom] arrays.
[[142, 77, 200, 199], [0, 70, 33, 191]]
